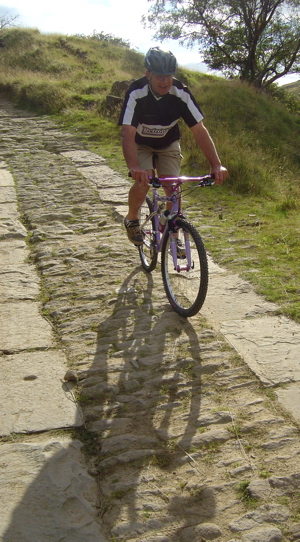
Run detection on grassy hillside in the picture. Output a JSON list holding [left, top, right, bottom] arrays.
[[0, 28, 299, 322], [283, 79, 300, 97]]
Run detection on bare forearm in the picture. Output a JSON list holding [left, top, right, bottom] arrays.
[[191, 122, 221, 167], [190, 122, 228, 184], [121, 125, 150, 183], [121, 126, 140, 169]]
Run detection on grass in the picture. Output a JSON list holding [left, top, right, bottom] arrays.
[[71, 427, 100, 456], [0, 27, 300, 322], [236, 480, 259, 508], [184, 186, 300, 322]]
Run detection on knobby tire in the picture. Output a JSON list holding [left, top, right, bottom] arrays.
[[138, 196, 158, 272], [161, 218, 208, 317]]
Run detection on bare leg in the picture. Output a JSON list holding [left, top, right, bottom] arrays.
[[162, 184, 181, 212], [162, 181, 182, 245], [126, 170, 153, 221]]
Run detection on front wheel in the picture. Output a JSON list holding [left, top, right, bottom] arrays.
[[138, 196, 158, 272], [161, 218, 208, 317]]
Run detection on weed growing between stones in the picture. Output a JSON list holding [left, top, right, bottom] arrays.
[[259, 469, 273, 479], [72, 427, 100, 456], [237, 480, 259, 509], [228, 423, 243, 438], [150, 450, 174, 469], [290, 492, 300, 521]]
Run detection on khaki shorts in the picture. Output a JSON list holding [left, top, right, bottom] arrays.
[[137, 141, 182, 177]]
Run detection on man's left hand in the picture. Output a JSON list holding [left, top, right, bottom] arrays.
[[211, 165, 228, 185]]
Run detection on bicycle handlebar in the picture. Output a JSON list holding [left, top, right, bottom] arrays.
[[128, 171, 215, 187], [148, 174, 215, 188]]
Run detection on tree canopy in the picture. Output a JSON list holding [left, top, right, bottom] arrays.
[[143, 0, 300, 88]]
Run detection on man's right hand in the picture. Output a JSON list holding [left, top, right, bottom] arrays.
[[129, 167, 151, 186]]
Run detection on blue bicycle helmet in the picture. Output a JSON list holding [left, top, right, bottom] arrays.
[[145, 47, 178, 75]]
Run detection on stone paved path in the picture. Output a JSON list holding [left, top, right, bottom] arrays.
[[1, 97, 300, 542]]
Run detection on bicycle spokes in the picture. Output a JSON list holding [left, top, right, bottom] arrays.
[[161, 218, 208, 317], [138, 196, 158, 273]]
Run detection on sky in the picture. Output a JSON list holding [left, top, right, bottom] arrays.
[[1, 0, 298, 85]]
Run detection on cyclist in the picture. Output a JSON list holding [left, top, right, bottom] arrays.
[[119, 46, 228, 246]]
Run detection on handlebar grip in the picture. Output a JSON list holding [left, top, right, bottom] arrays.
[[197, 174, 215, 187], [148, 177, 162, 188], [128, 172, 161, 188]]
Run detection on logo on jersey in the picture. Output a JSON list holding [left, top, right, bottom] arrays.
[[141, 126, 169, 137]]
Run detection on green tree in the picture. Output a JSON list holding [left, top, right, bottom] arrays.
[[144, 0, 300, 88]]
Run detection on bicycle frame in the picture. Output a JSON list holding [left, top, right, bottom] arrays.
[[143, 174, 214, 271], [137, 173, 214, 316]]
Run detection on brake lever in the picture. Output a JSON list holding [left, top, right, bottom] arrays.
[[148, 177, 162, 188]]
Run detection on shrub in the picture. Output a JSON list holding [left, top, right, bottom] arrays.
[[18, 82, 68, 113]]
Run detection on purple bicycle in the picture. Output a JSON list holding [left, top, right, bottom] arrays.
[[138, 174, 214, 317]]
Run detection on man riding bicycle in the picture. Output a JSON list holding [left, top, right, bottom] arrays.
[[118, 46, 228, 246]]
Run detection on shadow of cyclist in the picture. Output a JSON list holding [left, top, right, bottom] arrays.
[[1, 266, 216, 542], [79, 265, 216, 541]]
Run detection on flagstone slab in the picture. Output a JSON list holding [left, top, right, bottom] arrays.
[[0, 240, 28, 265], [202, 273, 278, 325], [0, 186, 17, 203], [0, 218, 27, 239], [0, 265, 40, 301], [207, 255, 226, 275], [221, 315, 300, 386], [62, 149, 106, 167], [0, 168, 14, 186], [275, 383, 300, 423], [0, 202, 19, 218], [0, 302, 54, 351], [0, 438, 106, 542], [0, 350, 83, 435]]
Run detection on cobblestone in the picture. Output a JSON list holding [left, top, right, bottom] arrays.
[[1, 97, 300, 541]]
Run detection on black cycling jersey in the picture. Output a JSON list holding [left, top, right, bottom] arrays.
[[118, 76, 204, 149]]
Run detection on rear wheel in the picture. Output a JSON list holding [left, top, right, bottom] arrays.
[[161, 218, 208, 317], [138, 196, 158, 272]]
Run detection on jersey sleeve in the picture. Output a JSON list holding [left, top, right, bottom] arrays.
[[118, 77, 149, 127], [118, 92, 138, 127], [170, 81, 204, 127]]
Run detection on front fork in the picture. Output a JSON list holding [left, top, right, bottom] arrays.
[[169, 220, 192, 272]]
